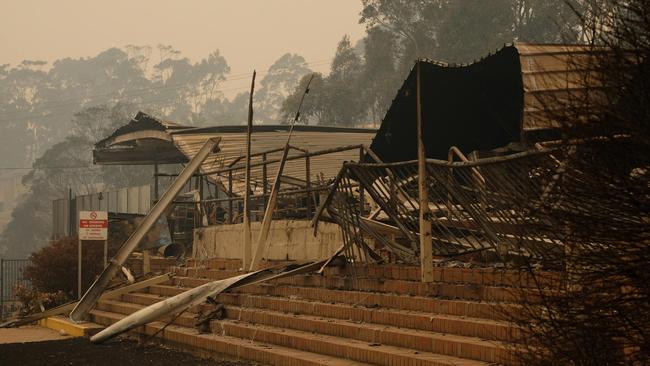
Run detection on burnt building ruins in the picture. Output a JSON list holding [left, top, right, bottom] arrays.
[[27, 42, 633, 365]]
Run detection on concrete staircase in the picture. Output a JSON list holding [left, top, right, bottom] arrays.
[[91, 258, 559, 365]]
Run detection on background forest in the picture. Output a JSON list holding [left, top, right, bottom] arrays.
[[0, 0, 583, 257]]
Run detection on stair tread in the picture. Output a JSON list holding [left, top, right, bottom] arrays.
[[122, 290, 513, 333], [98, 298, 506, 364], [157, 280, 515, 306], [216, 318, 490, 365], [225, 305, 505, 347], [90, 309, 369, 366], [100, 297, 505, 347], [174, 271, 525, 290], [93, 306, 490, 366]]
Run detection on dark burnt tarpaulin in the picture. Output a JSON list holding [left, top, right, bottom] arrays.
[[369, 46, 524, 162], [368, 42, 602, 162]]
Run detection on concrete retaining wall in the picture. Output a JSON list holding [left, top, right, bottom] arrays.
[[192, 220, 342, 261]]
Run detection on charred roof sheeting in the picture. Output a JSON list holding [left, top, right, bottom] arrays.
[[94, 112, 192, 165], [369, 43, 600, 162], [369, 46, 524, 162], [95, 111, 191, 149]]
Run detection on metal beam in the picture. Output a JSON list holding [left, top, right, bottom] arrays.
[[70, 138, 221, 322]]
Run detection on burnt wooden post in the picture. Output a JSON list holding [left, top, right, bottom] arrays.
[[228, 170, 233, 224], [416, 61, 433, 283], [199, 175, 205, 227], [262, 153, 268, 208], [358, 146, 365, 216], [153, 161, 159, 201], [305, 153, 311, 218], [242, 71, 256, 270]]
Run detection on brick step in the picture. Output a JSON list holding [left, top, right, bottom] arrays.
[[272, 275, 534, 302], [173, 264, 559, 292], [313, 265, 559, 289], [213, 318, 490, 366], [149, 282, 515, 321], [221, 293, 519, 343], [223, 306, 509, 364], [93, 303, 490, 366], [173, 267, 245, 280], [122, 291, 517, 342], [170, 272, 532, 303], [101, 296, 511, 363], [90, 309, 369, 366], [178, 261, 561, 289]]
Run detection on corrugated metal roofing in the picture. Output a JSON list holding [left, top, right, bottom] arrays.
[[516, 42, 603, 130], [172, 128, 374, 195], [94, 113, 376, 195]]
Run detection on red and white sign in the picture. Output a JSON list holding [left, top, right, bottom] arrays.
[[79, 211, 108, 240]]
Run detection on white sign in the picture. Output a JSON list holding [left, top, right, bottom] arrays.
[[79, 211, 108, 241]]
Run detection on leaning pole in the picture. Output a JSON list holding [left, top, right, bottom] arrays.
[[70, 137, 221, 322]]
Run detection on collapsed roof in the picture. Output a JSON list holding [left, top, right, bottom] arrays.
[[369, 42, 600, 162], [94, 112, 376, 194]]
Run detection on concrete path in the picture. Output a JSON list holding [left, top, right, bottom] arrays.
[[0, 325, 69, 344]]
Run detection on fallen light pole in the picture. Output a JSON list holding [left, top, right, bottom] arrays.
[[70, 137, 221, 322], [91, 261, 325, 343], [91, 272, 255, 343]]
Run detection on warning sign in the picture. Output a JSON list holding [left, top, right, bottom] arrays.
[[79, 211, 108, 240]]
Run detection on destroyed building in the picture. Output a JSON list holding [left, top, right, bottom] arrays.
[[370, 42, 598, 161], [29, 42, 610, 365], [313, 43, 603, 265], [89, 111, 376, 260]]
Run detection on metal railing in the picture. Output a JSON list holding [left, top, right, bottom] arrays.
[[316, 149, 566, 264], [160, 144, 369, 227], [0, 258, 29, 320]]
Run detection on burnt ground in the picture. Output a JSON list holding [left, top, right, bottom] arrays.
[[0, 337, 255, 366]]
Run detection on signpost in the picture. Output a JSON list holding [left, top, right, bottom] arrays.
[[78, 211, 108, 299]]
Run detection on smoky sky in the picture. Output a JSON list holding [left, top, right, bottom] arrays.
[[1, 0, 365, 87]]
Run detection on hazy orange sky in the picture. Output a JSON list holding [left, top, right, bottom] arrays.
[[1, 0, 365, 91]]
